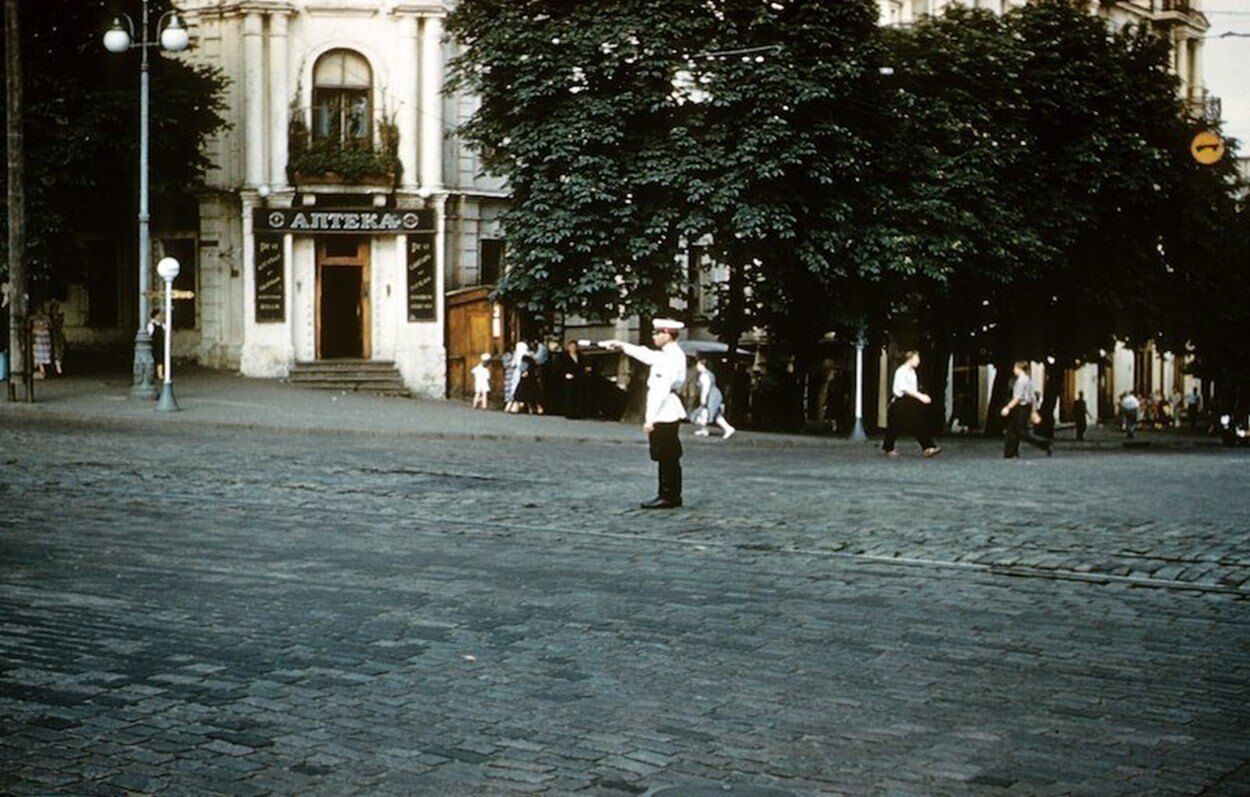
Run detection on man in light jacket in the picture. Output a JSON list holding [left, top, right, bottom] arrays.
[[603, 319, 689, 509]]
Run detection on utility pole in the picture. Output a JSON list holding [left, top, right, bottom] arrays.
[[5, 0, 26, 402]]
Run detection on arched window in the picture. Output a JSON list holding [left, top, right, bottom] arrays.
[[312, 49, 372, 147]]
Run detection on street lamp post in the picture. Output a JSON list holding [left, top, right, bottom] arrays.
[[155, 256, 180, 412], [103, 4, 190, 400], [851, 330, 868, 440]]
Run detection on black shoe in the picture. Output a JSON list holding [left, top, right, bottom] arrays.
[[1045, 443, 1053, 457], [640, 497, 682, 509]]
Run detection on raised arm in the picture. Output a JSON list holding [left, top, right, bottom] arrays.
[[603, 340, 660, 366]]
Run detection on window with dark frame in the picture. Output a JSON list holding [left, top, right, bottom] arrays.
[[311, 50, 373, 149], [480, 239, 504, 286]]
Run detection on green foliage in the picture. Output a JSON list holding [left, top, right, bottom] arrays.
[[288, 142, 400, 184], [287, 107, 401, 183], [877, 0, 1234, 371], [449, 0, 1242, 385], [0, 0, 228, 297], [448, 0, 883, 331]]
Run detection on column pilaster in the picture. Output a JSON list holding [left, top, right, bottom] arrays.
[[419, 13, 445, 193], [243, 12, 266, 188], [269, 12, 290, 190]]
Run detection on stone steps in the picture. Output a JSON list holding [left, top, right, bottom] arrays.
[[287, 360, 410, 396]]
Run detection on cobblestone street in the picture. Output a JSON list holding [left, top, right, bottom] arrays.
[[2, 417, 1248, 795]]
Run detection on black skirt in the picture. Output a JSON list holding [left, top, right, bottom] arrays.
[[513, 360, 542, 404]]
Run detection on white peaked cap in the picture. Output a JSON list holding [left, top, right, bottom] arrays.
[[480, 353, 491, 361], [652, 318, 685, 332]]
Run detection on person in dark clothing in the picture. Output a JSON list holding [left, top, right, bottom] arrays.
[[1073, 391, 1092, 441], [511, 353, 544, 414], [1001, 360, 1053, 458], [559, 340, 594, 419]]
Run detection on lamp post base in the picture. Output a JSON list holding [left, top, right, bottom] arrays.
[[155, 382, 180, 412], [850, 418, 867, 441], [131, 332, 159, 400]]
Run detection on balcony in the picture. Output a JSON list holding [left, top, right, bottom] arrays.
[[1186, 91, 1221, 124], [287, 112, 401, 187]]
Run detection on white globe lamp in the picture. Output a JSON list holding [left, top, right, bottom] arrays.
[[103, 20, 131, 53], [160, 15, 190, 52]]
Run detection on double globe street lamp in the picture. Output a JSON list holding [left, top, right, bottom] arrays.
[[103, 4, 190, 400]]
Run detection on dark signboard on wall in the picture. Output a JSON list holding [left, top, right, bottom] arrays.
[[253, 208, 435, 235], [406, 234, 436, 322], [254, 234, 285, 323]]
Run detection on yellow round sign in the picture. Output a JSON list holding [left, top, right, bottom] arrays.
[[1190, 131, 1225, 165]]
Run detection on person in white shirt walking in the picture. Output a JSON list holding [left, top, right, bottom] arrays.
[[470, 353, 491, 410], [1120, 391, 1140, 439], [883, 350, 940, 458], [603, 319, 689, 509]]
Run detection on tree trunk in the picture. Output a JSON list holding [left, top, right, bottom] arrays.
[[983, 361, 1012, 437], [722, 255, 749, 420], [923, 340, 952, 437], [5, 0, 25, 400]]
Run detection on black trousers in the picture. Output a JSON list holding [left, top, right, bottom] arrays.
[[1005, 406, 1050, 457], [883, 397, 936, 452], [1075, 419, 1087, 441], [649, 421, 683, 500]]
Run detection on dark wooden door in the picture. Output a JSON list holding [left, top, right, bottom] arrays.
[[320, 266, 363, 359], [316, 237, 370, 360], [446, 286, 499, 399]]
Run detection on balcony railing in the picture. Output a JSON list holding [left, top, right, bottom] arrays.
[[287, 111, 401, 186], [1186, 92, 1221, 124]]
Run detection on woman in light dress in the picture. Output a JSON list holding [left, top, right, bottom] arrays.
[[691, 358, 735, 439]]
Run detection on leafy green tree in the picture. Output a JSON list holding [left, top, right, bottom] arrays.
[[876, 0, 1235, 432], [447, 0, 881, 336], [0, 0, 227, 298]]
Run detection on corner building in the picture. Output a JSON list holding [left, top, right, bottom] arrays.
[[174, 0, 508, 397]]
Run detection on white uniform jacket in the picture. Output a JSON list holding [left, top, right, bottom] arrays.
[[618, 341, 688, 425]]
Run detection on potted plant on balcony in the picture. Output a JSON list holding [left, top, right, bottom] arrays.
[[288, 110, 402, 187]]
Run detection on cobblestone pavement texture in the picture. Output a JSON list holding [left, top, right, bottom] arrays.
[[1, 416, 1248, 796]]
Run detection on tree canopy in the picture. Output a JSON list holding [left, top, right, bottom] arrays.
[[449, 0, 1244, 397], [0, 0, 227, 298]]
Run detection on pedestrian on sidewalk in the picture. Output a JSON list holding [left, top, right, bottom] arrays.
[[146, 309, 166, 382], [883, 351, 940, 458], [1073, 390, 1092, 441], [1002, 361, 1052, 458], [603, 318, 688, 509], [48, 300, 65, 376], [691, 358, 735, 439], [471, 353, 491, 409], [559, 340, 591, 419], [1120, 391, 1140, 439], [503, 341, 526, 411], [30, 306, 53, 380], [510, 349, 544, 415], [1187, 387, 1201, 431]]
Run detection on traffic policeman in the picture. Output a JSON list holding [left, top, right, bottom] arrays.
[[603, 319, 688, 508]]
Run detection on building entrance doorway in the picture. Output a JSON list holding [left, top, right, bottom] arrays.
[[317, 237, 371, 360]]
